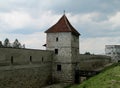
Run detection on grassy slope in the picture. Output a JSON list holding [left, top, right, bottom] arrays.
[[69, 63, 120, 88]]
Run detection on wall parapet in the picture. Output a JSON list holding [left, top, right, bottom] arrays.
[[76, 54, 111, 70], [0, 48, 53, 87], [0, 48, 53, 67]]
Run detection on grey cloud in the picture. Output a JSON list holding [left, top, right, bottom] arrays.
[[0, 0, 120, 38], [1, 0, 120, 13]]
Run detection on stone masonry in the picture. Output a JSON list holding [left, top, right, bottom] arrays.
[[0, 14, 111, 87], [45, 14, 80, 84]]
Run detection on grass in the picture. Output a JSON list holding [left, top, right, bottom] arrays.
[[68, 63, 120, 88]]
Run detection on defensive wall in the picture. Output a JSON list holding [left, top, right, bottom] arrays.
[[76, 54, 111, 70], [0, 48, 112, 87], [0, 48, 53, 88]]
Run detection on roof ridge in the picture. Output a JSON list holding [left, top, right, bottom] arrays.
[[64, 15, 71, 31]]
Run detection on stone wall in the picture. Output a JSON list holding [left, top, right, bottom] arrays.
[[0, 47, 112, 87], [0, 48, 53, 88], [46, 32, 74, 83], [52, 63, 74, 83], [0, 48, 53, 65], [77, 54, 111, 70], [46, 33, 71, 49]]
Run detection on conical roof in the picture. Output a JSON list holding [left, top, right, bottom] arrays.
[[45, 14, 80, 36]]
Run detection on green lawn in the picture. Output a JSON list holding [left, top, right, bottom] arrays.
[[69, 63, 120, 88]]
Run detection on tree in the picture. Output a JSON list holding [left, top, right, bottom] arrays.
[[85, 52, 91, 55], [4, 38, 10, 47], [0, 41, 3, 47], [22, 44, 25, 48], [13, 39, 21, 48]]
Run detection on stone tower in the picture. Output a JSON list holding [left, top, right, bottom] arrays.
[[45, 14, 80, 84]]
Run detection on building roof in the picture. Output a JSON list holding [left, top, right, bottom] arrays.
[[45, 14, 80, 36]]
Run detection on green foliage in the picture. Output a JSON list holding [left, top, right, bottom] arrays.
[[84, 52, 90, 55], [13, 39, 21, 48], [0, 41, 3, 47], [69, 63, 120, 88], [1, 38, 25, 48], [3, 38, 10, 47]]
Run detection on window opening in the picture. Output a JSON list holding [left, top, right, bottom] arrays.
[[30, 56, 32, 62], [42, 57, 44, 62], [55, 49, 58, 54], [56, 37, 58, 42], [11, 56, 13, 64], [57, 65, 61, 71]]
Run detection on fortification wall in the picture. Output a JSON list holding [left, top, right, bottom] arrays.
[[0, 48, 53, 65], [0, 48, 53, 88], [77, 54, 111, 70]]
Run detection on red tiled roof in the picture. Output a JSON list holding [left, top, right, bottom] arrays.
[[45, 14, 80, 36]]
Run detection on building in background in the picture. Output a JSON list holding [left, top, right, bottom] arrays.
[[105, 45, 120, 62]]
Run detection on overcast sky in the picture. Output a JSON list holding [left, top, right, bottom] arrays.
[[0, 0, 120, 54]]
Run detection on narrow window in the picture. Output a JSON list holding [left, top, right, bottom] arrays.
[[11, 56, 13, 64], [57, 65, 61, 71], [42, 57, 44, 62], [30, 56, 32, 62], [55, 49, 58, 54], [56, 37, 58, 42]]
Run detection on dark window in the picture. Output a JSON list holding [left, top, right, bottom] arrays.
[[55, 49, 58, 54], [56, 37, 58, 42], [42, 57, 44, 62], [30, 56, 32, 62], [118, 60, 120, 62], [11, 56, 13, 64], [57, 65, 61, 71]]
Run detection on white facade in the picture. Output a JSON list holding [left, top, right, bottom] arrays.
[[105, 45, 120, 62]]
